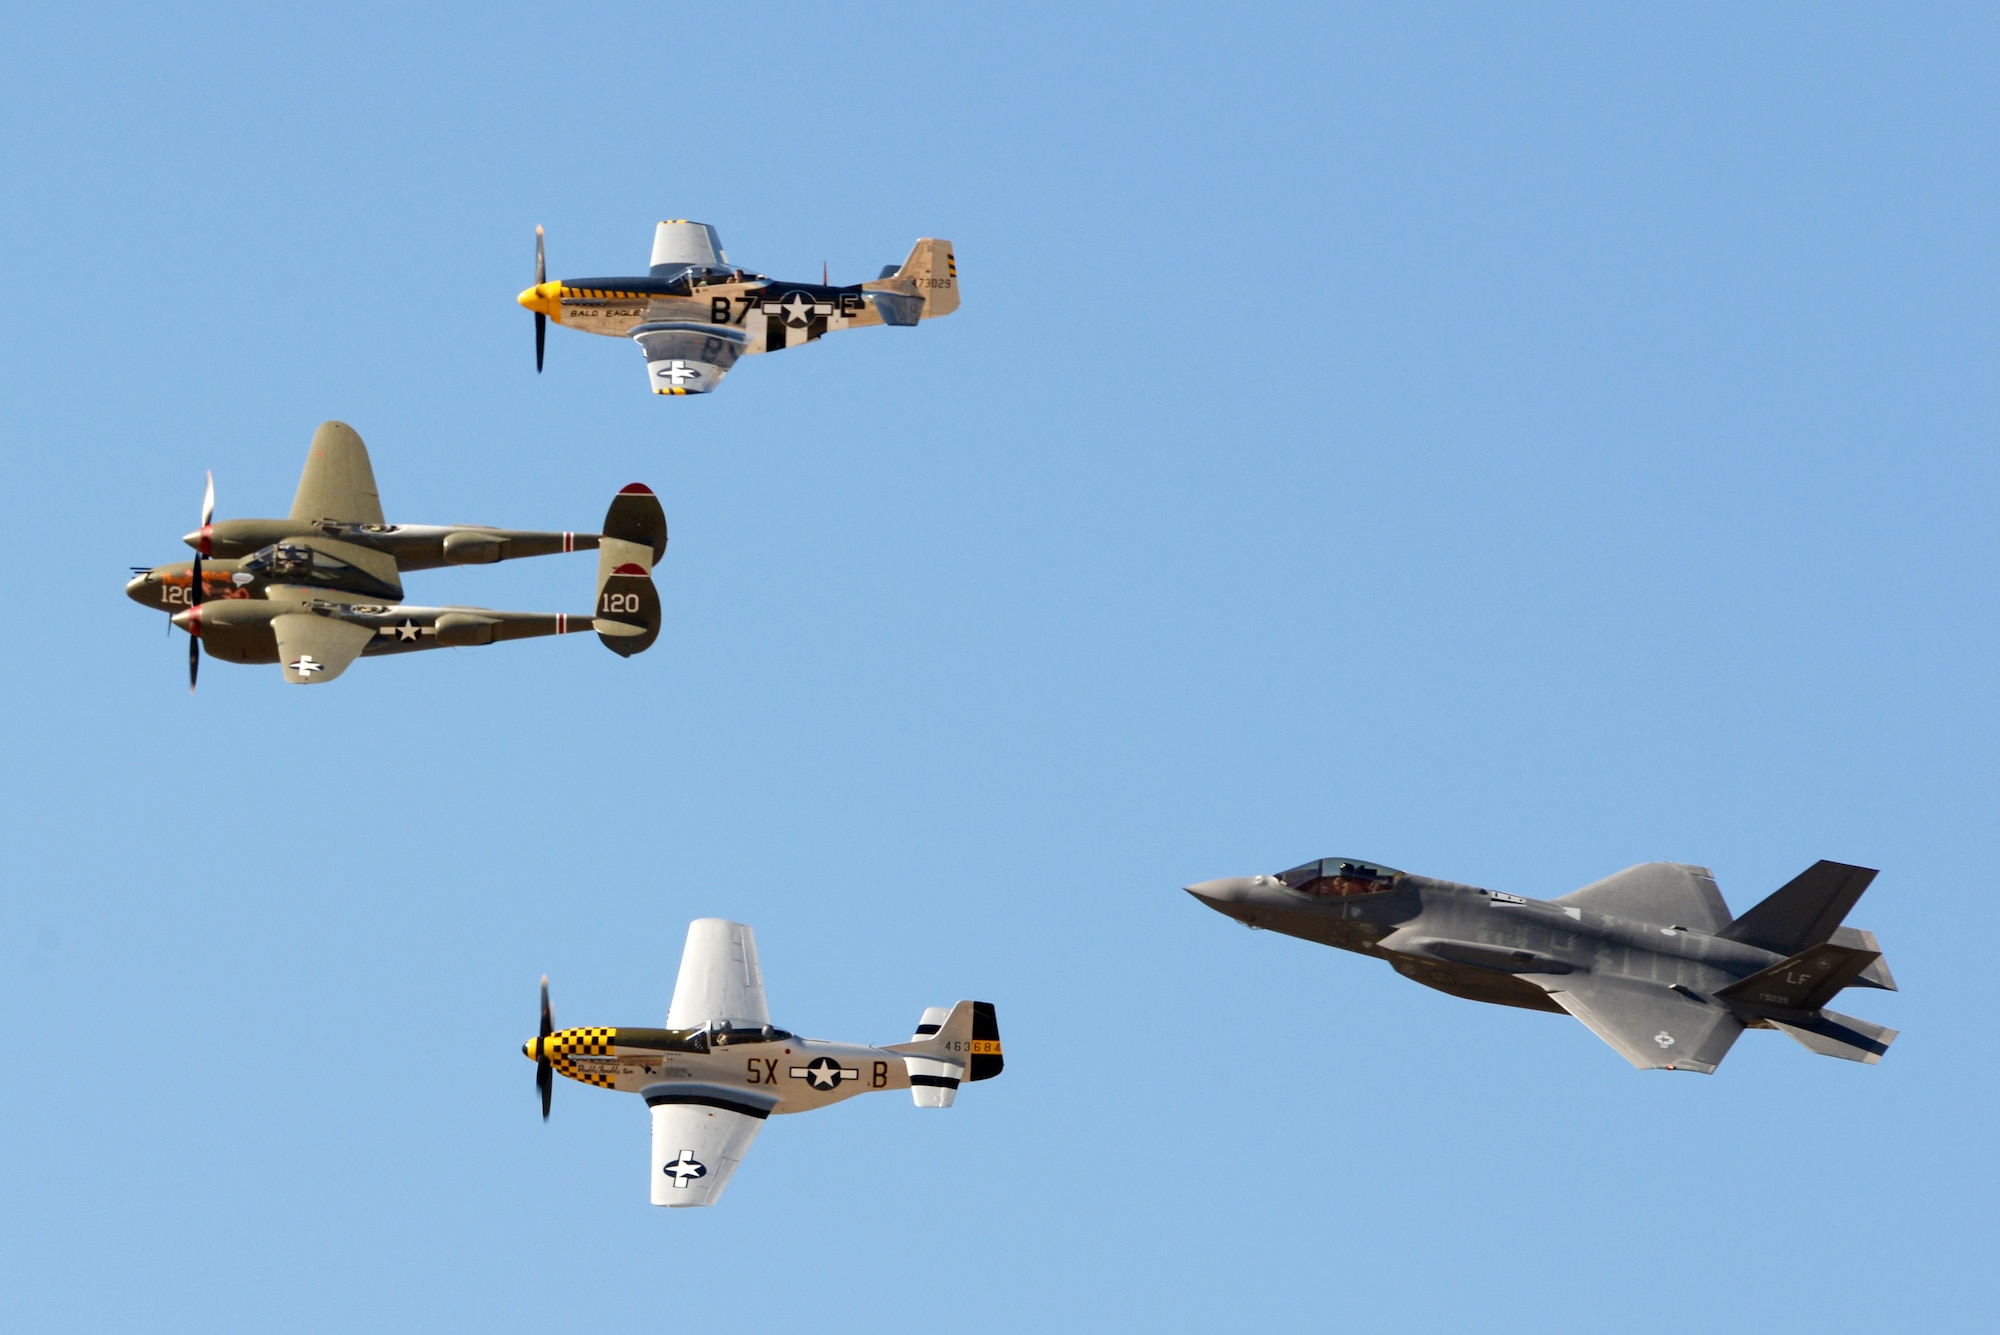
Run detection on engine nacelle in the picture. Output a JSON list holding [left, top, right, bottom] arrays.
[[433, 612, 497, 646], [442, 531, 507, 565]]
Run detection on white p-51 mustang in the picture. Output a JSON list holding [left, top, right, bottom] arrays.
[[526, 919, 1003, 1206]]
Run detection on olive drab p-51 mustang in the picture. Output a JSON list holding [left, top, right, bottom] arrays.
[[125, 421, 667, 688], [527, 919, 1003, 1207], [517, 221, 959, 395]]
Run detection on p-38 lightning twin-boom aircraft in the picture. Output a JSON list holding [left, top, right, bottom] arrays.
[[1188, 856, 1898, 1072], [517, 220, 958, 395], [527, 918, 1003, 1207], [125, 421, 666, 687]]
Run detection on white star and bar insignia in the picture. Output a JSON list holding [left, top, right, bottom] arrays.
[[790, 1055, 859, 1090]]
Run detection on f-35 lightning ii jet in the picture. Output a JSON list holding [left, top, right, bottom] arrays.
[[516, 221, 958, 395], [125, 421, 666, 688], [1188, 856, 1897, 1072], [526, 919, 1003, 1207]]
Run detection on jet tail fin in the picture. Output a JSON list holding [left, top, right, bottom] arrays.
[[888, 1000, 1002, 1107], [1720, 860, 1877, 956], [1716, 942, 1883, 1016]]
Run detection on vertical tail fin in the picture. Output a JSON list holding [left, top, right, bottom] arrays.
[[1719, 861, 1877, 956], [892, 1000, 1003, 1108], [594, 484, 665, 658], [893, 238, 958, 319]]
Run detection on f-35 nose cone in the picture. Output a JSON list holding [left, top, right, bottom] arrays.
[[1185, 876, 1257, 905]]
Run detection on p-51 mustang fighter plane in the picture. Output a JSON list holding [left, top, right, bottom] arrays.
[[517, 220, 958, 395], [1188, 856, 1898, 1072], [527, 919, 1003, 1207], [125, 421, 666, 688]]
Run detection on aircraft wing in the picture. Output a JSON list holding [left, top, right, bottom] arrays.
[[1554, 863, 1731, 933], [631, 323, 747, 396], [645, 1085, 773, 1207], [665, 920, 771, 1029], [1529, 972, 1743, 1073], [270, 612, 375, 685], [290, 421, 386, 525]]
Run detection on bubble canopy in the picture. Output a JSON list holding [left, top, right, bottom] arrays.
[[1277, 858, 1405, 898]]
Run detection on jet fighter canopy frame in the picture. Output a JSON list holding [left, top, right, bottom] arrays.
[[1279, 858, 1406, 898]]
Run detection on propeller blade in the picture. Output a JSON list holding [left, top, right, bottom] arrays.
[[187, 540, 203, 693], [537, 974, 554, 1120], [534, 226, 548, 373], [194, 469, 216, 556]]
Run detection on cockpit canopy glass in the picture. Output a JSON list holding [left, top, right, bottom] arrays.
[[707, 1021, 792, 1046], [1278, 858, 1404, 898], [243, 542, 314, 578]]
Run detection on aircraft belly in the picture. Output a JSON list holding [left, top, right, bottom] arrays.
[[1385, 951, 1567, 1013]]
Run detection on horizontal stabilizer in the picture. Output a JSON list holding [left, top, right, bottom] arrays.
[[1722, 861, 1876, 956], [1716, 942, 1881, 1016], [903, 1006, 960, 1108], [1770, 1009, 1898, 1064]]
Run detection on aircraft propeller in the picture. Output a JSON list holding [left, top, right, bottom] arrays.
[[188, 470, 214, 693], [535, 974, 555, 1120], [533, 225, 547, 373]]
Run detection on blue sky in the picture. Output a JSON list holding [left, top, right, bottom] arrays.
[[2, 4, 1995, 1331]]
